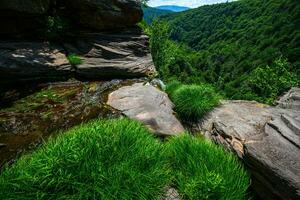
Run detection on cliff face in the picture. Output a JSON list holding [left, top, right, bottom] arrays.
[[0, 0, 142, 36], [0, 0, 156, 86], [0, 0, 184, 168]]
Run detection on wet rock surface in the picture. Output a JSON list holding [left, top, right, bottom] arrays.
[[107, 82, 185, 136], [0, 79, 130, 168], [200, 88, 300, 200]]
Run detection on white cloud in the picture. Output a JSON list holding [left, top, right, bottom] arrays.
[[148, 0, 235, 8]]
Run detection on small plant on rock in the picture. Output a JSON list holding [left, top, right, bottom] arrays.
[[67, 54, 83, 66]]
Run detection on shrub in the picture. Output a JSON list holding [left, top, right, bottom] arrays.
[[166, 134, 250, 200], [67, 54, 83, 66], [0, 119, 170, 200], [165, 80, 182, 97], [167, 83, 221, 121], [239, 57, 299, 104]]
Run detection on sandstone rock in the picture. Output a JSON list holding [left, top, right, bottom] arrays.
[[107, 82, 185, 136], [64, 28, 156, 79], [64, 0, 143, 30], [200, 94, 300, 199], [0, 42, 73, 85]]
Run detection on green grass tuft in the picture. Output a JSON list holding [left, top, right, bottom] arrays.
[[67, 54, 83, 66], [165, 80, 182, 98], [167, 83, 221, 121], [0, 118, 170, 200], [166, 134, 250, 200]]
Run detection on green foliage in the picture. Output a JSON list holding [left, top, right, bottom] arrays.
[[0, 118, 250, 199], [45, 16, 70, 40], [165, 80, 182, 97], [148, 21, 203, 84], [166, 134, 250, 200], [167, 83, 221, 121], [148, 0, 300, 104], [142, 6, 173, 24], [0, 119, 170, 200], [67, 54, 83, 66], [238, 57, 300, 104]]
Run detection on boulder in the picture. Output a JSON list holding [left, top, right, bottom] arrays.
[[0, 42, 73, 85], [200, 89, 300, 200], [107, 82, 185, 136], [64, 0, 143, 30], [64, 28, 156, 79]]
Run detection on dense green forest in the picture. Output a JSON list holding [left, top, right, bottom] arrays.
[[142, 6, 173, 24], [147, 0, 300, 104]]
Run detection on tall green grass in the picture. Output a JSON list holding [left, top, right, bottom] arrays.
[[0, 119, 249, 200], [0, 119, 170, 200], [166, 134, 249, 200], [166, 82, 221, 121]]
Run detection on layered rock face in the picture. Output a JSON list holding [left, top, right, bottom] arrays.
[[0, 0, 142, 36], [0, 0, 50, 36], [0, 0, 156, 86], [200, 88, 300, 200], [64, 0, 143, 30], [0, 42, 73, 84]]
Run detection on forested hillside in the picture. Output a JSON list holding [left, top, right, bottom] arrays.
[[150, 0, 300, 104], [142, 6, 173, 24]]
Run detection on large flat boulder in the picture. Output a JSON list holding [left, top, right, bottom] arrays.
[[0, 42, 73, 85], [200, 89, 300, 200], [64, 29, 156, 79], [107, 82, 185, 136], [64, 0, 143, 30]]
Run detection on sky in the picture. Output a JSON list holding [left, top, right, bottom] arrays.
[[148, 0, 234, 8]]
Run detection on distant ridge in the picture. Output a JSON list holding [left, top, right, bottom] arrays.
[[142, 6, 173, 24], [156, 5, 190, 12]]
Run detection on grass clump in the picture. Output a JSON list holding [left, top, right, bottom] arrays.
[[166, 134, 250, 200], [0, 118, 170, 200], [67, 54, 83, 66], [167, 83, 221, 121]]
